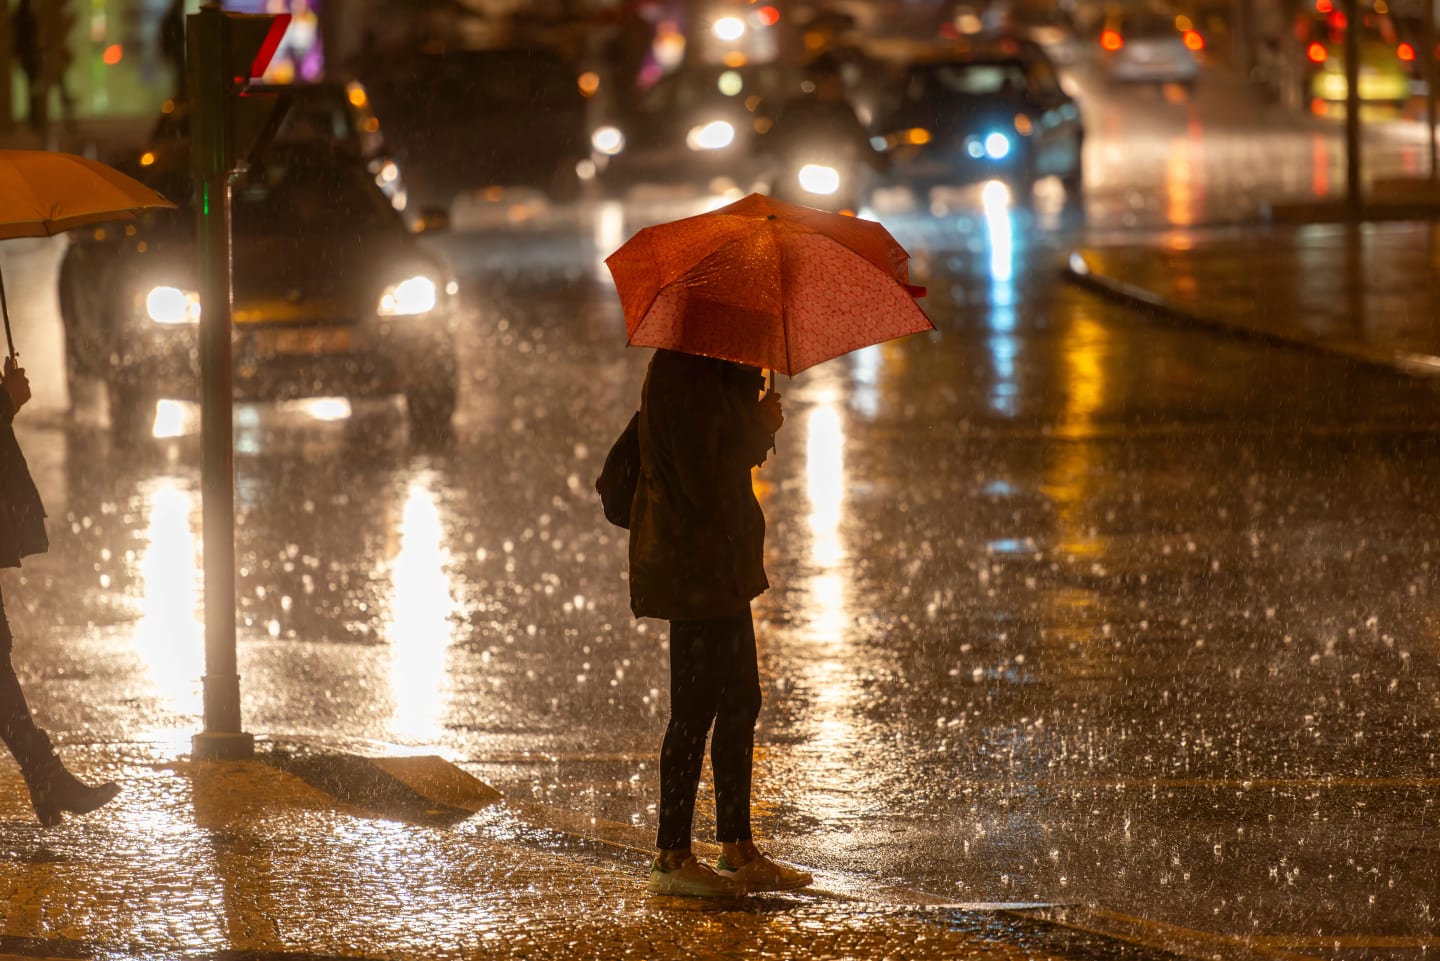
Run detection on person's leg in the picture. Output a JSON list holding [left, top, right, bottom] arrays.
[[655, 617, 724, 860], [0, 588, 118, 826], [710, 608, 761, 846]]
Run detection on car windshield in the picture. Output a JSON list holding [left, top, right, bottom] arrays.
[[368, 53, 581, 118], [231, 156, 398, 235], [1118, 13, 1182, 38], [907, 62, 1029, 100]]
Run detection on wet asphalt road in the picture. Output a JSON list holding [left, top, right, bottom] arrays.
[[0, 59, 1437, 958]]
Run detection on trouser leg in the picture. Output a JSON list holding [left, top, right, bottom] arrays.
[[0, 589, 54, 772], [709, 610, 760, 844], [656, 617, 724, 851]]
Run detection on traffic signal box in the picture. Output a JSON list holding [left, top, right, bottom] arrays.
[[186, 5, 292, 178]]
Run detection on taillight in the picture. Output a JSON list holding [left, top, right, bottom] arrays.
[[1101, 29, 1123, 51], [1316, 0, 1332, 11], [1183, 29, 1204, 51], [1307, 41, 1328, 63], [1399, 42, 1416, 62]]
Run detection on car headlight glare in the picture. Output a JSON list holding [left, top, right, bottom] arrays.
[[378, 276, 437, 316], [145, 285, 202, 325], [686, 120, 735, 151], [592, 125, 625, 156], [984, 132, 1012, 160], [797, 163, 841, 195]]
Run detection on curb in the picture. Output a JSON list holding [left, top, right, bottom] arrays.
[[1062, 250, 1440, 378]]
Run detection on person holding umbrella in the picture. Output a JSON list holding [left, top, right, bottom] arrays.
[[627, 348, 808, 897], [0, 149, 173, 825], [606, 195, 933, 897], [0, 356, 119, 826]]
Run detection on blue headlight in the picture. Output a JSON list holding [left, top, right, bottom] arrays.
[[984, 132, 1011, 160]]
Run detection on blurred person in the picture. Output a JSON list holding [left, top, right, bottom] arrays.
[[629, 348, 812, 898], [0, 357, 119, 827]]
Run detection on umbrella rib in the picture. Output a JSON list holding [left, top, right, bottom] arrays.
[[772, 218, 793, 378]]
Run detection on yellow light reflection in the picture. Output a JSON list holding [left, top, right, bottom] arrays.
[[1048, 316, 1110, 559], [806, 402, 845, 570], [1165, 137, 1202, 227], [298, 397, 351, 422], [133, 478, 203, 717], [385, 478, 458, 742]]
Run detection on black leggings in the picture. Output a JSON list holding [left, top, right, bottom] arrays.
[[0, 588, 50, 770], [656, 610, 762, 850]]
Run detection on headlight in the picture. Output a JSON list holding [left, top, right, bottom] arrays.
[[686, 120, 735, 151], [797, 163, 840, 195], [984, 132, 1012, 160], [378, 276, 437, 317], [592, 125, 625, 156], [145, 286, 201, 325]]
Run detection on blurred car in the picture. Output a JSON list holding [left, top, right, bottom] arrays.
[[1098, 7, 1202, 87], [58, 143, 460, 439], [124, 80, 410, 215], [358, 47, 591, 209], [872, 48, 1084, 204], [593, 62, 804, 197], [1298, 2, 1411, 109]]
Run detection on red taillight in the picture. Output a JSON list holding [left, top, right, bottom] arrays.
[[1316, 0, 1332, 11], [1183, 29, 1204, 51], [1399, 42, 1416, 62], [1101, 29, 1123, 51], [1307, 41, 1328, 63]]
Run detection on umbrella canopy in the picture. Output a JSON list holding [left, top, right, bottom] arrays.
[[605, 193, 933, 376], [0, 149, 175, 240]]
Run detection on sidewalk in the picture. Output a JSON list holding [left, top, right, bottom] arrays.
[[1065, 219, 1440, 377], [0, 737, 1184, 961]]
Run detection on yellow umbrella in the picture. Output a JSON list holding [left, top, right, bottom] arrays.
[[0, 149, 177, 357], [0, 151, 175, 563]]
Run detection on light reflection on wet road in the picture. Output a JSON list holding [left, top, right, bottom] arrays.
[[0, 62, 1438, 958]]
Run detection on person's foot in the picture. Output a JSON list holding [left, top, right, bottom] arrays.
[[715, 851, 813, 892], [647, 855, 744, 897]]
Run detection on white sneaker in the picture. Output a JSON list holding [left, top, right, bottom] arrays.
[[715, 852, 813, 892], [647, 856, 744, 898]]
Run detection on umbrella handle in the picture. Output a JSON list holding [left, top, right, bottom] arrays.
[[0, 266, 14, 364]]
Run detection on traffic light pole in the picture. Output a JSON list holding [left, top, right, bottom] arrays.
[[188, 4, 252, 762]]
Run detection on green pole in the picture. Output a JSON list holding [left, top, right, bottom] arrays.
[[188, 3, 252, 761]]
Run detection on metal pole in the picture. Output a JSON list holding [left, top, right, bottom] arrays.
[[1344, 0, 1362, 219], [189, 3, 252, 761]]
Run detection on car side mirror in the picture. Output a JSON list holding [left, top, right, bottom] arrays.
[[413, 206, 451, 234]]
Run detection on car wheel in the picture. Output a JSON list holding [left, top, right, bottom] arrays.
[[406, 379, 457, 443]]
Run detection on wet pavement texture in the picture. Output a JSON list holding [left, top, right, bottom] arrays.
[[1070, 223, 1440, 373], [0, 56, 1436, 961]]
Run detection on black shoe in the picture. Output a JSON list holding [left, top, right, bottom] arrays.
[[26, 765, 120, 827]]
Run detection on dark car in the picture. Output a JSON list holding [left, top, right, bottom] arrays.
[[358, 47, 590, 208], [872, 47, 1083, 204], [58, 143, 460, 439], [593, 62, 805, 197], [121, 80, 411, 216]]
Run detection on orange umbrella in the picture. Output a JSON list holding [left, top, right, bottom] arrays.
[[0, 150, 175, 357], [605, 193, 932, 377]]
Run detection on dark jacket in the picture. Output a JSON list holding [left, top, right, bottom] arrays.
[[628, 350, 774, 621], [0, 392, 47, 569]]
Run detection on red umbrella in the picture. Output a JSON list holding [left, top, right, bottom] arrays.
[[605, 193, 932, 376]]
